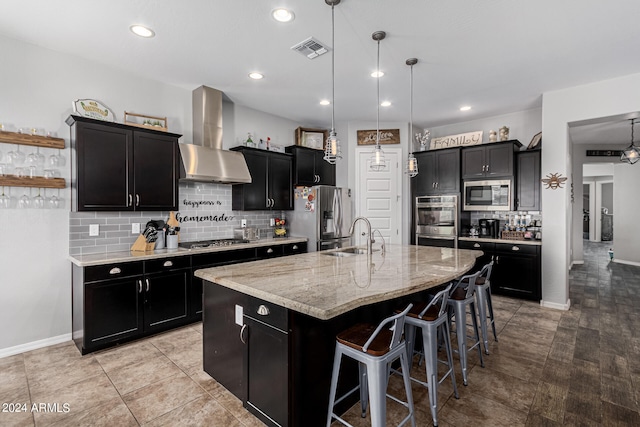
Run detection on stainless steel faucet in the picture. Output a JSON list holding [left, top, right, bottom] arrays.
[[349, 216, 373, 254]]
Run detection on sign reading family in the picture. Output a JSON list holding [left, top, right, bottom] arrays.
[[430, 131, 483, 150], [357, 129, 400, 145]]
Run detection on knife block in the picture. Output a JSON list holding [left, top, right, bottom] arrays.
[[131, 234, 155, 252]]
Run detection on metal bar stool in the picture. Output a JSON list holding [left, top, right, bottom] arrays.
[[446, 271, 484, 386], [474, 261, 498, 354], [403, 284, 458, 427], [327, 304, 416, 427]]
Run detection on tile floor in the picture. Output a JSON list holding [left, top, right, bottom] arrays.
[[1, 241, 638, 426]]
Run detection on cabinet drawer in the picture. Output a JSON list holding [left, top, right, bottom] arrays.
[[458, 240, 495, 252], [192, 248, 257, 268], [284, 242, 307, 255], [145, 256, 191, 273], [85, 262, 144, 282], [257, 245, 284, 258], [495, 243, 539, 255], [245, 296, 288, 332]]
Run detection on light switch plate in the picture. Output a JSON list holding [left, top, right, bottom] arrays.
[[241, 219, 247, 228], [235, 305, 243, 326], [89, 224, 99, 236], [132, 223, 141, 234]]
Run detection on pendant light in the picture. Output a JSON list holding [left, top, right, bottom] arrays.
[[621, 118, 640, 164], [405, 58, 418, 177], [323, 0, 342, 164], [369, 31, 386, 171]]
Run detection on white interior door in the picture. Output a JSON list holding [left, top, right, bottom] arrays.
[[355, 148, 401, 245]]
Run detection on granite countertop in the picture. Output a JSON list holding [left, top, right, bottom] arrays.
[[458, 236, 542, 246], [195, 244, 482, 320], [68, 237, 308, 267]]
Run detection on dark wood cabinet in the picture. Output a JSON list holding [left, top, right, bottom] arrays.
[[515, 150, 541, 211], [67, 115, 180, 212], [143, 257, 191, 332], [461, 140, 521, 179], [413, 148, 460, 195], [458, 240, 541, 301], [286, 146, 336, 186], [231, 147, 293, 211]]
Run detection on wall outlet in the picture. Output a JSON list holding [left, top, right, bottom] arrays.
[[270, 218, 275, 226], [89, 224, 99, 237], [132, 223, 141, 234], [241, 219, 247, 228]]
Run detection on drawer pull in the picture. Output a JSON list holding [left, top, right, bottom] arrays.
[[511, 246, 520, 251], [109, 267, 122, 275], [145, 278, 150, 292], [257, 305, 270, 316], [240, 324, 247, 344], [163, 260, 173, 267], [138, 279, 142, 293], [266, 248, 274, 254], [473, 243, 480, 248], [292, 245, 298, 250]]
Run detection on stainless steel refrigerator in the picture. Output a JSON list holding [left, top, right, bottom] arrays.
[[288, 186, 352, 252]]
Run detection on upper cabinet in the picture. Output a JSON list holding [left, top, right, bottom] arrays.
[[461, 140, 522, 179], [285, 146, 335, 186], [231, 147, 293, 211], [515, 149, 541, 211], [413, 148, 460, 195], [67, 115, 181, 212]]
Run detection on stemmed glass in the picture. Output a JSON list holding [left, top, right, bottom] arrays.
[[27, 147, 46, 169], [49, 149, 65, 167], [7, 145, 26, 166], [0, 187, 11, 208], [17, 188, 31, 209], [48, 188, 61, 209], [33, 188, 45, 209]]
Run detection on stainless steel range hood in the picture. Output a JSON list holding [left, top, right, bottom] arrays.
[[179, 86, 252, 184]]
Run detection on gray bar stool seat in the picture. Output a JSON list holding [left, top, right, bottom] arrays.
[[327, 304, 416, 427], [403, 284, 458, 426], [447, 271, 484, 386]]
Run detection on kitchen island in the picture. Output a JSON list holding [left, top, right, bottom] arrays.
[[196, 244, 481, 427]]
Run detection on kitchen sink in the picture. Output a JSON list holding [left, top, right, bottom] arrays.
[[321, 247, 378, 257]]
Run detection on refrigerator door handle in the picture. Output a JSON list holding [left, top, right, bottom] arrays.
[[336, 189, 343, 238]]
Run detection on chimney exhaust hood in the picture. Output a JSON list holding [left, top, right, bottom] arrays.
[[179, 86, 252, 184]]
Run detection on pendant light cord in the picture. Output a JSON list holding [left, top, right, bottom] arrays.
[[331, 3, 336, 133], [409, 63, 413, 155], [376, 39, 380, 148]]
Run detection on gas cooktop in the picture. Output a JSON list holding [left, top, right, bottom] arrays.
[[178, 238, 249, 250]]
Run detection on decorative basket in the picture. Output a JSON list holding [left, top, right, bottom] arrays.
[[501, 231, 525, 240]]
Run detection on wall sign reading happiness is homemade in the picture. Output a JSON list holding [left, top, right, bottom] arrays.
[[357, 129, 400, 145], [430, 130, 483, 150]]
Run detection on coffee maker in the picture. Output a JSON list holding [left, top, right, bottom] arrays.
[[479, 218, 500, 238]]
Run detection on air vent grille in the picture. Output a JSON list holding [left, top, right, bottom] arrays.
[[291, 37, 329, 59]]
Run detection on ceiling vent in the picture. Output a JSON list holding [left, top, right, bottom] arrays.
[[291, 37, 329, 59]]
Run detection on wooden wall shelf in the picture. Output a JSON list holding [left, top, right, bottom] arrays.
[[0, 176, 65, 189], [0, 130, 65, 149]]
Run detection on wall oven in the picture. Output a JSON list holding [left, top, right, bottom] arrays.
[[415, 195, 458, 248], [463, 179, 511, 211]]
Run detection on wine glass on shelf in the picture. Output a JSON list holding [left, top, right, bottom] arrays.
[[0, 187, 11, 208], [33, 188, 45, 209], [7, 145, 26, 166], [27, 147, 46, 169], [18, 188, 31, 209], [49, 149, 66, 167], [48, 188, 61, 209]]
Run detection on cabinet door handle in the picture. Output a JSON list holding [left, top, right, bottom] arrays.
[[128, 194, 133, 206], [109, 267, 122, 275], [266, 248, 274, 254], [435, 182, 438, 188], [486, 165, 489, 172], [145, 278, 150, 292], [138, 279, 142, 293], [240, 324, 247, 344], [473, 243, 480, 248], [257, 304, 270, 315], [316, 175, 320, 183], [136, 194, 140, 206], [163, 260, 173, 267], [292, 245, 298, 250], [495, 255, 500, 263], [512, 246, 520, 251], [271, 198, 275, 207]]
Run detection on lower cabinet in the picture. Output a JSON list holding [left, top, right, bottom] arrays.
[[458, 240, 541, 301], [143, 257, 191, 333]]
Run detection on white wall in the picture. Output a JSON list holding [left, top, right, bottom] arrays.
[[613, 163, 640, 265], [542, 72, 640, 309]]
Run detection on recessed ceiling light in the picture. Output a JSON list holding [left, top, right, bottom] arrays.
[[460, 106, 472, 111], [248, 72, 264, 80], [381, 101, 391, 107], [371, 70, 384, 78], [272, 8, 295, 23], [320, 99, 330, 106], [130, 25, 155, 38]]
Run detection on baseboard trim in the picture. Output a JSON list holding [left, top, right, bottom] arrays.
[[612, 259, 640, 267], [0, 333, 72, 359], [570, 260, 584, 270], [540, 299, 571, 311]]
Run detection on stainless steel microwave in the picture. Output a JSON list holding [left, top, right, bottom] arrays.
[[463, 179, 511, 211]]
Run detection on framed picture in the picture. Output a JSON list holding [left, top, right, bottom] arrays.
[[527, 132, 542, 149], [295, 127, 328, 150], [356, 129, 400, 145]]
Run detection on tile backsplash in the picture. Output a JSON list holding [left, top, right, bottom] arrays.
[[69, 182, 281, 255]]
